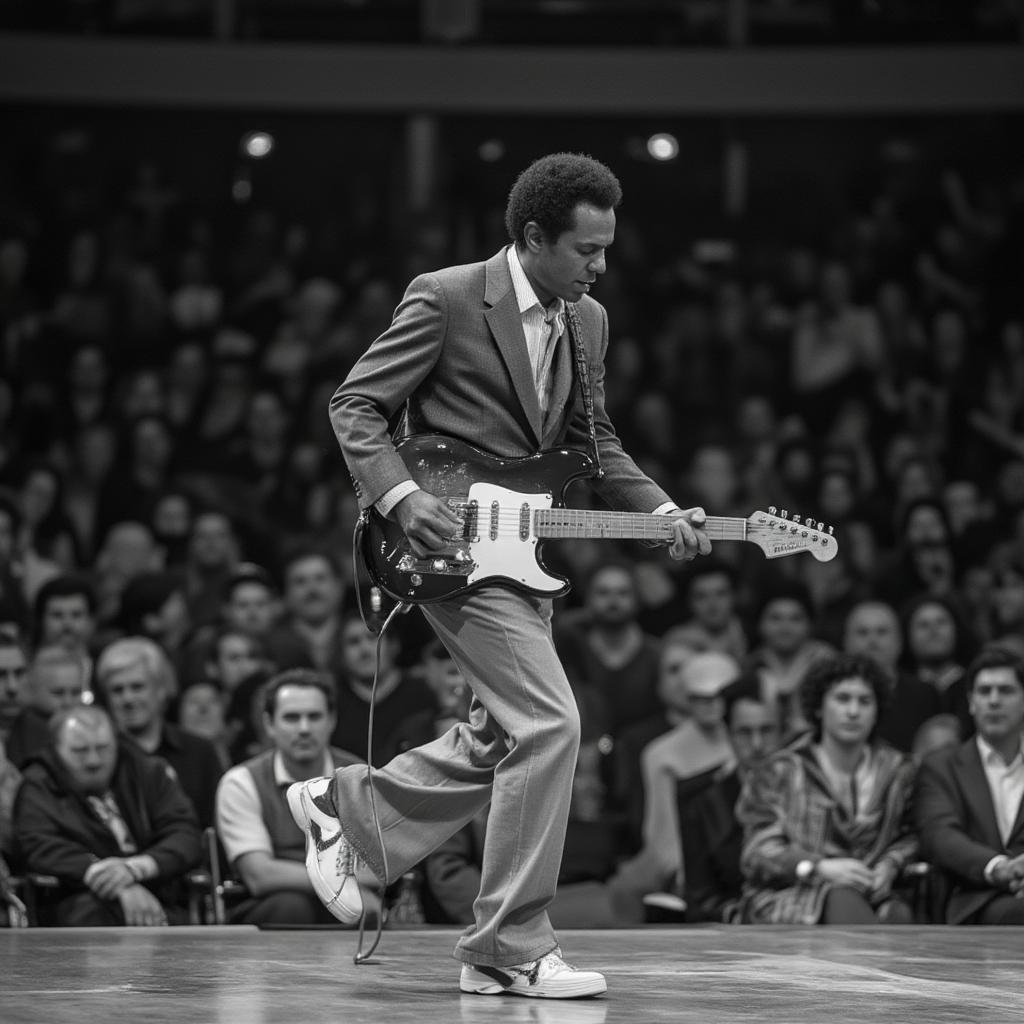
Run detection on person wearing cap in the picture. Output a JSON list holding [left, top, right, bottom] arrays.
[[607, 649, 739, 921], [736, 653, 917, 924]]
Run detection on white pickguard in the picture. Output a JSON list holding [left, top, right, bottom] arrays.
[[465, 482, 562, 592]]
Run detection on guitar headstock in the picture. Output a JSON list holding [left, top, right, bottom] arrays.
[[746, 507, 838, 562]]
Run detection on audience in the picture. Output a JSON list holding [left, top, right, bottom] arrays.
[[0, 118, 1021, 928]]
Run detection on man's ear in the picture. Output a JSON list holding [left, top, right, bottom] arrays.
[[523, 221, 546, 253]]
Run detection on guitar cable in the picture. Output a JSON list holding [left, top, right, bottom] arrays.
[[350, 513, 409, 964]]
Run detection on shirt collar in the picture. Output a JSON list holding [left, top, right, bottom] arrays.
[[272, 749, 336, 787], [977, 734, 1024, 770], [507, 244, 564, 322]]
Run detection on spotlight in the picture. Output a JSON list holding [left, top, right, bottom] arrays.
[[478, 139, 505, 163], [241, 131, 275, 159], [646, 133, 679, 162]]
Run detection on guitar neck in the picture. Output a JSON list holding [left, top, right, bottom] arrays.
[[534, 510, 747, 543]]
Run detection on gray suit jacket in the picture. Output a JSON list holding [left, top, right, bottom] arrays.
[[330, 246, 671, 516]]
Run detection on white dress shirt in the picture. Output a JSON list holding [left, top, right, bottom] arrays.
[[977, 735, 1024, 883]]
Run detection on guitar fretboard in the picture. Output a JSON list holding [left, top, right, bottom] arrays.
[[534, 510, 747, 542]]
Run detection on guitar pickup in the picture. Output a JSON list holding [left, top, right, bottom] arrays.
[[397, 553, 476, 576]]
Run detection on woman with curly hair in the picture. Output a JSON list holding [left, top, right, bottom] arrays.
[[736, 653, 918, 924]]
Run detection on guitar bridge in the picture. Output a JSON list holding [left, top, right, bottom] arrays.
[[396, 552, 476, 577]]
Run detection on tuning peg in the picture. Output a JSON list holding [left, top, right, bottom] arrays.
[[793, 514, 802, 524], [780, 509, 789, 519], [768, 506, 777, 515], [817, 521, 824, 531], [828, 525, 834, 535]]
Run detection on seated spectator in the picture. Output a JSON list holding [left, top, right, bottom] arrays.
[[0, 739, 27, 927], [0, 635, 28, 750], [555, 559, 664, 738], [842, 599, 942, 752], [330, 613, 434, 767], [175, 679, 231, 768], [214, 668, 360, 925], [6, 644, 88, 768], [914, 647, 1024, 924], [94, 637, 224, 827], [608, 651, 739, 921], [679, 678, 782, 923], [744, 580, 835, 739], [31, 574, 98, 700], [11, 705, 201, 926], [663, 558, 748, 662], [611, 638, 695, 852], [900, 594, 975, 738], [736, 654, 918, 925]]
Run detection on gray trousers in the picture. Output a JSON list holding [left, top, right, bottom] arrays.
[[330, 586, 581, 968]]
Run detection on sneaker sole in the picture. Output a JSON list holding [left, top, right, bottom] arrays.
[[459, 966, 607, 999], [286, 782, 364, 926]]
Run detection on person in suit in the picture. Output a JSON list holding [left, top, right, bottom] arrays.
[[914, 646, 1024, 924], [287, 152, 710, 1000]]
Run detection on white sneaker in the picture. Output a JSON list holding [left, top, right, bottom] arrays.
[[459, 949, 607, 999], [286, 777, 364, 925]]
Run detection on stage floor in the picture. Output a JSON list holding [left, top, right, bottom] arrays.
[[3, 925, 1022, 1023]]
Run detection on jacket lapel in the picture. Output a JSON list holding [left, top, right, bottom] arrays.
[[483, 248, 542, 446], [959, 741, 1005, 850]]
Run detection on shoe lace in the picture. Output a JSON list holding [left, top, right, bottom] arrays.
[[335, 838, 357, 878]]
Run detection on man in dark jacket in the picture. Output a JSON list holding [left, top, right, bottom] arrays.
[[915, 646, 1024, 924], [11, 704, 201, 925]]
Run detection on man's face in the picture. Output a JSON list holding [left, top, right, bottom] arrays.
[[0, 645, 28, 725], [56, 716, 117, 795], [527, 203, 614, 305], [285, 556, 341, 626], [225, 582, 277, 636], [729, 699, 781, 769], [969, 667, 1024, 747], [586, 567, 636, 627], [150, 591, 190, 651], [759, 599, 811, 656], [689, 573, 734, 631], [820, 676, 877, 747], [340, 619, 393, 682], [189, 513, 236, 570], [843, 604, 901, 670], [907, 604, 956, 663], [210, 633, 262, 691], [32, 662, 84, 714], [102, 664, 164, 736], [40, 595, 94, 652], [264, 684, 334, 768]]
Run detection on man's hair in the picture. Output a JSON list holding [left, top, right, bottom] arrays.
[[281, 542, 341, 580], [49, 703, 114, 744], [33, 574, 97, 624], [504, 152, 622, 247], [30, 643, 85, 679], [799, 654, 892, 743], [963, 646, 1024, 693], [262, 668, 336, 717], [94, 636, 174, 693], [582, 558, 637, 599]]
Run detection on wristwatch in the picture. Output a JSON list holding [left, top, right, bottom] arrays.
[[795, 858, 817, 883]]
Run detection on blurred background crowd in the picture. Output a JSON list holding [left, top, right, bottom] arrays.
[[1, 0, 1023, 930]]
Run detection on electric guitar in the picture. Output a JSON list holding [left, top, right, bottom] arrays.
[[360, 434, 837, 605]]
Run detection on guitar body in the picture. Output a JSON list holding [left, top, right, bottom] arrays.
[[360, 434, 595, 604]]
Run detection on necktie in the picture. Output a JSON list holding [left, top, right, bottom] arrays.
[[88, 792, 139, 854], [536, 304, 564, 419]]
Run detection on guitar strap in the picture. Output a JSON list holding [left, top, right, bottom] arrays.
[[565, 302, 605, 480]]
